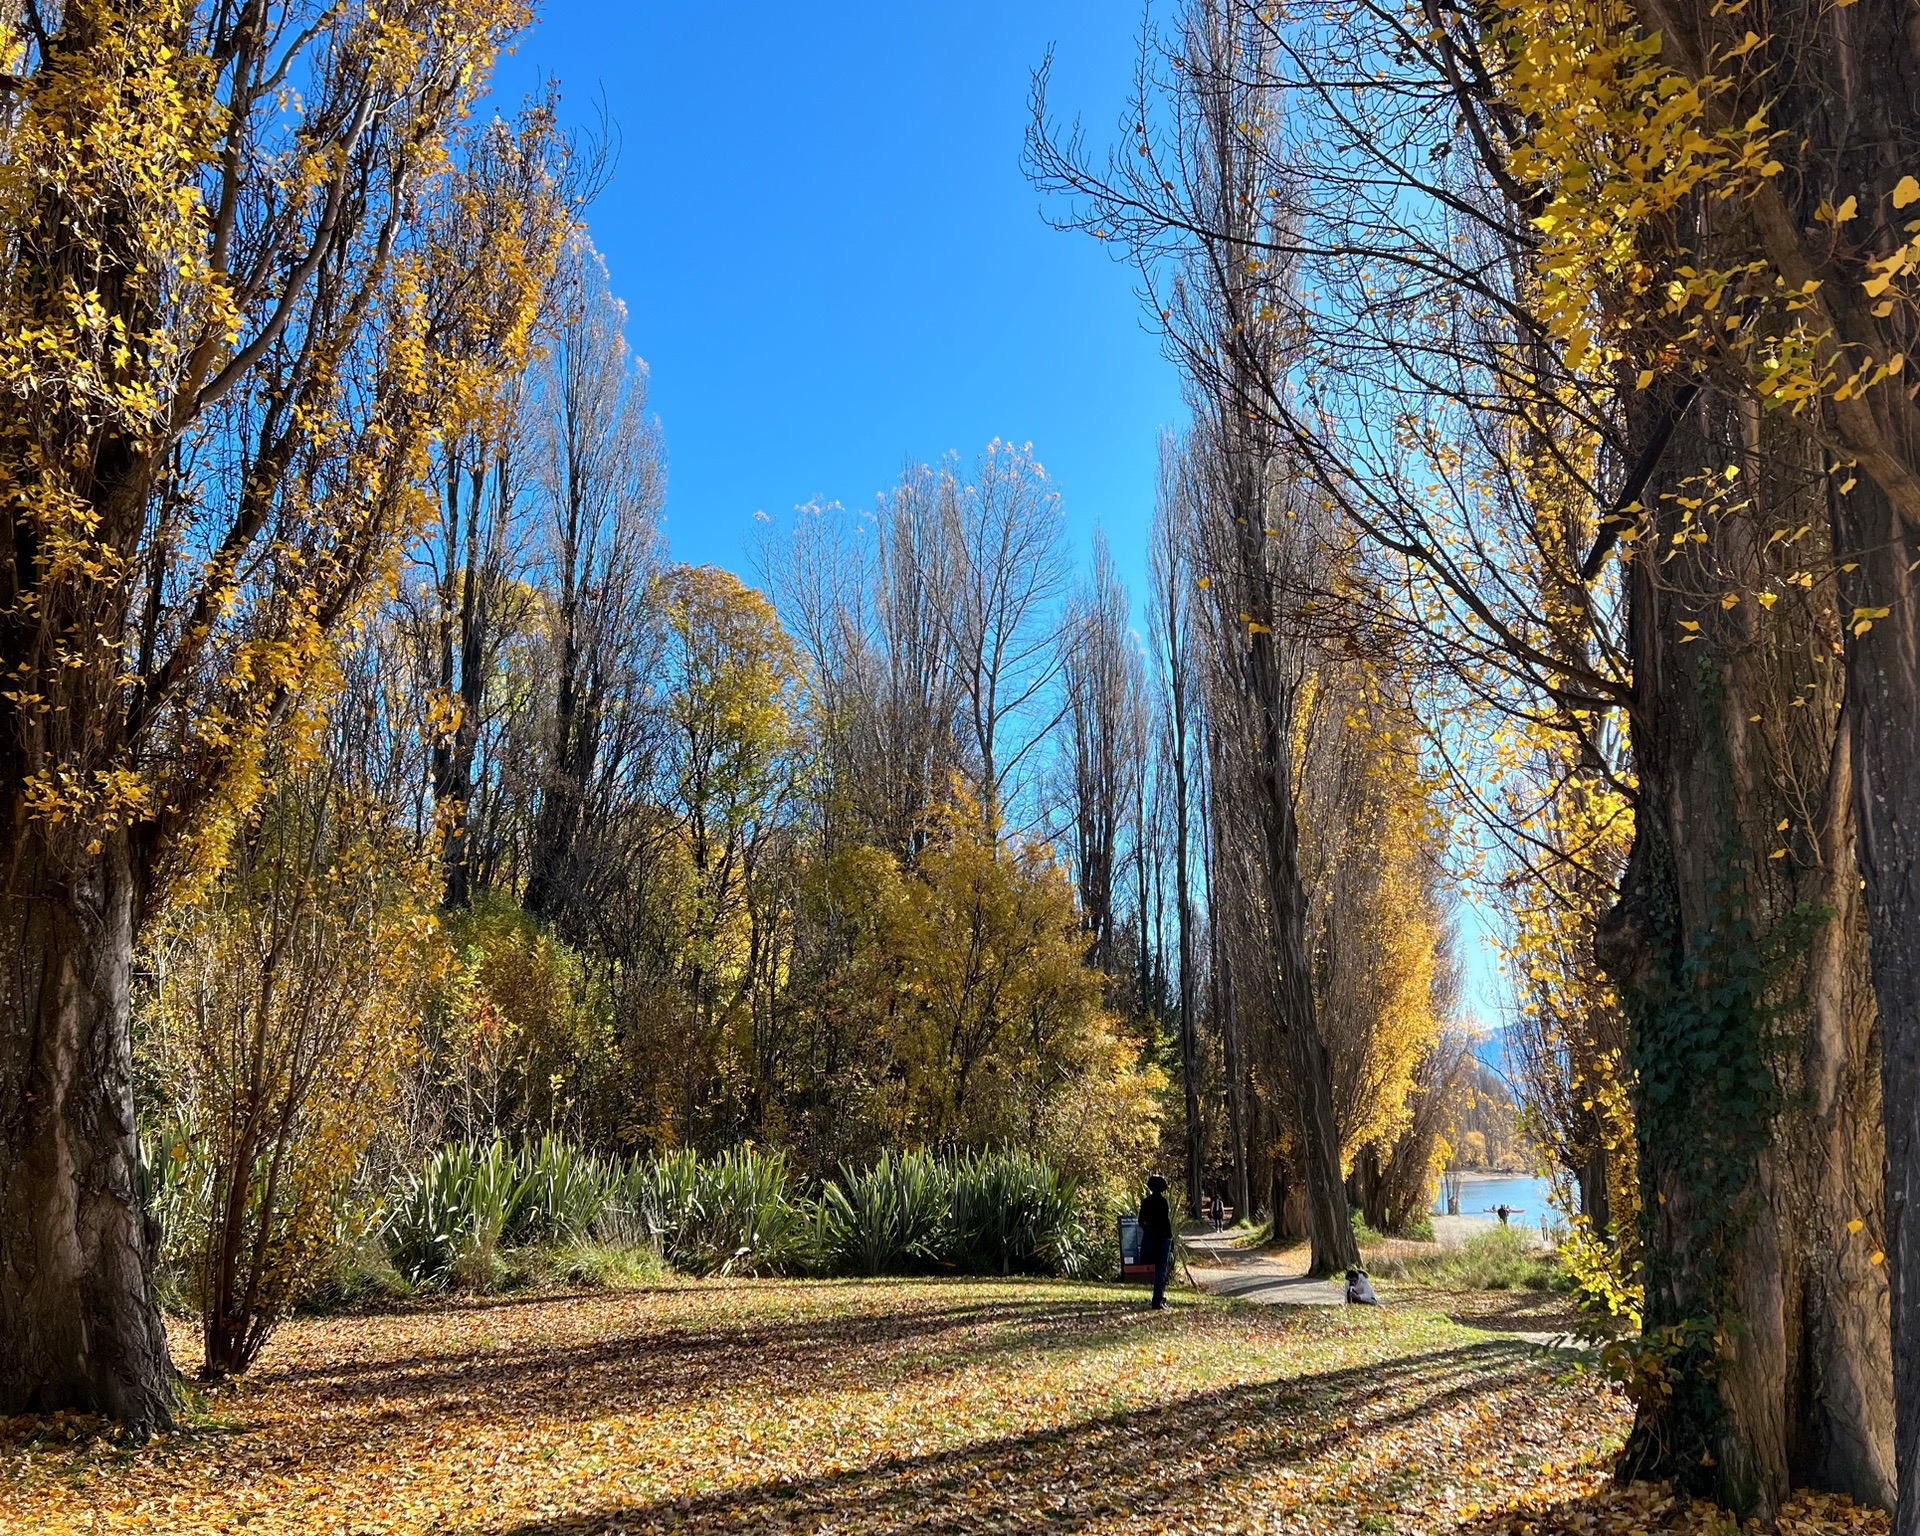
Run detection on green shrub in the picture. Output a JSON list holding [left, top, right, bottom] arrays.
[[383, 1142, 519, 1289], [604, 1145, 697, 1251], [139, 1119, 215, 1314], [377, 1139, 1099, 1288], [947, 1150, 1087, 1277], [611, 1145, 802, 1276], [694, 1146, 805, 1274], [819, 1150, 953, 1275], [508, 1135, 613, 1246]]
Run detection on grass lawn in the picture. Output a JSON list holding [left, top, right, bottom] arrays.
[[0, 1278, 1880, 1535]]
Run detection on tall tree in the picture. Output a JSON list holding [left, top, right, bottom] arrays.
[[1060, 532, 1144, 976], [1150, 437, 1207, 1214], [944, 442, 1068, 828], [1033, 0, 1907, 1515], [522, 235, 663, 930], [415, 106, 579, 909], [1155, 5, 1359, 1276], [0, 0, 546, 1430], [765, 467, 963, 862]]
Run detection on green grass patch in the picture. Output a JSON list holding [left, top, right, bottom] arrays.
[[1398, 1225, 1570, 1292]]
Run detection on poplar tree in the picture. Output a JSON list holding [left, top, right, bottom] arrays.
[[0, 0, 555, 1429]]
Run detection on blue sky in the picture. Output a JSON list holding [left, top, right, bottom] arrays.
[[490, 2, 1183, 584], [485, 2, 1510, 1032]]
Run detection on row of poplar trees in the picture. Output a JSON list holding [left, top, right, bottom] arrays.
[[1032, 0, 1920, 1527], [0, 0, 1467, 1433]]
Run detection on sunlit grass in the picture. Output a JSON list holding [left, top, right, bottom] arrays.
[[3, 1275, 1628, 1535]]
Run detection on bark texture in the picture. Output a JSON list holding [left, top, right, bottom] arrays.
[[0, 835, 174, 1431], [1837, 474, 1920, 1531], [1799, 14, 1920, 1528], [1247, 624, 1359, 1278], [1627, 1, 1920, 1518], [1600, 393, 1892, 1516]]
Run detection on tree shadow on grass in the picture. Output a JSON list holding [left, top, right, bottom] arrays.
[[483, 1340, 1546, 1536], [208, 1293, 1177, 1480], [258, 1295, 1126, 1395]]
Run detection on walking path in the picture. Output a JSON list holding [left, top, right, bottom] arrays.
[[1180, 1225, 1587, 1349], [1182, 1227, 1345, 1306]]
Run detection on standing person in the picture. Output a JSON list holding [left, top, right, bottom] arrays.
[[1209, 1191, 1225, 1232], [1140, 1175, 1175, 1309]]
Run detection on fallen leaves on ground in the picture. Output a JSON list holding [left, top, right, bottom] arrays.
[[0, 1278, 1885, 1535], [1462, 1478, 1886, 1535]]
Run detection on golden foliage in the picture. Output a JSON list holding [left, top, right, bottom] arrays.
[[1490, 0, 1917, 464], [140, 752, 442, 1375], [817, 785, 1165, 1189], [0, 0, 555, 900]]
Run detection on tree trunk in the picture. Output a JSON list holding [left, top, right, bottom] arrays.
[[1272, 1159, 1310, 1243], [1576, 1138, 1611, 1240], [1626, 2, 1920, 1519], [1348, 1143, 1388, 1234], [1215, 930, 1251, 1222], [1835, 472, 1920, 1530], [1599, 391, 1892, 1516], [1173, 717, 1203, 1217], [0, 834, 174, 1430], [1799, 18, 1920, 1523], [1249, 628, 1358, 1277], [1204, 758, 1253, 1222]]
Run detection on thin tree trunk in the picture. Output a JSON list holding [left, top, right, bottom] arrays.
[[1208, 792, 1251, 1220], [526, 589, 585, 923], [1173, 686, 1203, 1217], [1247, 629, 1357, 1277]]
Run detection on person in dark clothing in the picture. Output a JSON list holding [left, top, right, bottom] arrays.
[[1139, 1175, 1174, 1309], [1209, 1192, 1225, 1232]]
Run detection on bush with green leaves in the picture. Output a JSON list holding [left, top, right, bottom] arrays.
[[376, 1138, 1097, 1288], [138, 1119, 216, 1313], [947, 1150, 1087, 1277], [383, 1142, 520, 1289], [508, 1135, 613, 1246], [608, 1145, 802, 1276], [818, 1149, 955, 1276]]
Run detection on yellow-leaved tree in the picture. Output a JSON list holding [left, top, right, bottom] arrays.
[[847, 788, 1164, 1191], [1306, 688, 1459, 1236], [141, 719, 441, 1379], [0, 0, 561, 1429]]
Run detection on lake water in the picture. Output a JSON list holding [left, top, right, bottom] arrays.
[[1433, 1171, 1559, 1223]]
